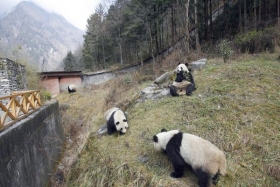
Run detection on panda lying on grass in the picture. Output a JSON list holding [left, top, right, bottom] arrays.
[[170, 63, 196, 96], [153, 129, 226, 187], [105, 107, 128, 135]]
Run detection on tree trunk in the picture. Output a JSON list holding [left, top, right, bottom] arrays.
[[171, 4, 175, 44], [101, 35, 105, 68], [118, 26, 123, 66], [185, 0, 190, 54], [154, 4, 159, 57], [238, 0, 243, 34], [259, 0, 262, 24], [254, 0, 257, 30], [204, 0, 208, 41], [244, 0, 248, 33], [210, 0, 213, 40], [276, 0, 280, 27], [194, 0, 201, 53]]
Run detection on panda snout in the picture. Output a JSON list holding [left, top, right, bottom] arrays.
[[119, 126, 128, 134]]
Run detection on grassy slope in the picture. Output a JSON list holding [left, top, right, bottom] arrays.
[[55, 52, 280, 187]]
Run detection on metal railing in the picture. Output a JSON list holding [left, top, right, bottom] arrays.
[[0, 90, 41, 131]]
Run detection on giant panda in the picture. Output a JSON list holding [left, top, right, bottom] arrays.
[[105, 107, 128, 135], [170, 63, 196, 96], [153, 129, 226, 187], [67, 84, 77, 93]]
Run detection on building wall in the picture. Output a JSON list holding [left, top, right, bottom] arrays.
[[41, 77, 60, 96], [59, 76, 82, 92]]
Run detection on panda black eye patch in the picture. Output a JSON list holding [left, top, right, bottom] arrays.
[[153, 135, 158, 142], [123, 119, 127, 122], [116, 122, 120, 125]]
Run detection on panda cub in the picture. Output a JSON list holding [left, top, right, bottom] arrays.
[[170, 63, 196, 96], [105, 107, 128, 135], [67, 84, 77, 93], [153, 129, 226, 187]]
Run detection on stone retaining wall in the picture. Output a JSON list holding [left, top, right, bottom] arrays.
[[0, 58, 27, 96]]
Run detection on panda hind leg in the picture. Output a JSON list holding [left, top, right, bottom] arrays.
[[212, 172, 220, 185], [194, 168, 211, 187], [170, 85, 179, 96], [186, 84, 195, 96]]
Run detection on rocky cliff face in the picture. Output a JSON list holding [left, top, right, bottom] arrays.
[[0, 1, 84, 71]]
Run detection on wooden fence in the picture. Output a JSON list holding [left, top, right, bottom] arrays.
[[0, 90, 41, 131]]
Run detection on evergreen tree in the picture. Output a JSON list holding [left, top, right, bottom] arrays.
[[63, 51, 76, 71]]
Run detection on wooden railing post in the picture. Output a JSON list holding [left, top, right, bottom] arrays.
[[0, 90, 42, 131]]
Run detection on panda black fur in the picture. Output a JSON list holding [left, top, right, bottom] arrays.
[[153, 129, 226, 187], [67, 84, 77, 93], [170, 63, 196, 96], [105, 107, 128, 135]]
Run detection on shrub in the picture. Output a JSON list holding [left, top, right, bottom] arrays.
[[17, 58, 51, 102], [219, 39, 233, 63], [235, 27, 280, 54], [40, 90, 52, 101]]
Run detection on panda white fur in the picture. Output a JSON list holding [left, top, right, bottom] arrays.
[[153, 129, 226, 187], [170, 63, 196, 96], [104, 107, 128, 135], [175, 63, 189, 74], [67, 84, 77, 93]]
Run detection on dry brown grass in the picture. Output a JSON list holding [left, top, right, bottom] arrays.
[[51, 48, 280, 187]]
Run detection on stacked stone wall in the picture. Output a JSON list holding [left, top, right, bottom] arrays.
[[0, 58, 27, 96]]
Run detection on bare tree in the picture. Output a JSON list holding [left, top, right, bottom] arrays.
[[204, 0, 209, 40], [244, 0, 248, 33], [194, 0, 201, 53], [185, 0, 190, 54], [210, 0, 213, 40], [276, 0, 280, 27], [259, 0, 262, 24], [238, 0, 243, 34], [254, 0, 257, 30]]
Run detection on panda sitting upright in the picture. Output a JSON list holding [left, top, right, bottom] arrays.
[[169, 63, 196, 96], [153, 129, 226, 187], [104, 107, 128, 135]]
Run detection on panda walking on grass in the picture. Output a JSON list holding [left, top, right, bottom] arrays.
[[67, 84, 77, 93], [105, 107, 129, 135], [153, 129, 226, 187]]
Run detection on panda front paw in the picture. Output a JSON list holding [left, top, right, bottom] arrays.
[[170, 172, 183, 178]]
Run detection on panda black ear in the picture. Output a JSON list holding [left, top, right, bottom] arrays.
[[153, 135, 158, 142], [161, 128, 167, 132], [185, 63, 189, 67]]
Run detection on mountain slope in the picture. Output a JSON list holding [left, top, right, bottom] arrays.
[[0, 1, 84, 71]]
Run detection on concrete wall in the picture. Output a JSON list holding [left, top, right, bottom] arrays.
[[81, 65, 140, 86], [82, 70, 116, 86], [0, 100, 65, 187]]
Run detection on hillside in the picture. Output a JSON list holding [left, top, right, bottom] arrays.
[[0, 1, 84, 71], [53, 50, 280, 186]]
